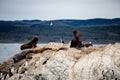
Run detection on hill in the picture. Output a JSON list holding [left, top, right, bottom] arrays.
[[0, 18, 120, 44]]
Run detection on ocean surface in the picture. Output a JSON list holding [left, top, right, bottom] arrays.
[[0, 43, 105, 63], [0, 43, 46, 63]]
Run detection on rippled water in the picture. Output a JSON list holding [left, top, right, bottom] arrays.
[[0, 43, 46, 63]]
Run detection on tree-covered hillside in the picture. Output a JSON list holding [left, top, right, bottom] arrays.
[[0, 18, 120, 44]]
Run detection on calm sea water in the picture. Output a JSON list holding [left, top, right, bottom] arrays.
[[0, 43, 105, 63], [0, 43, 46, 63]]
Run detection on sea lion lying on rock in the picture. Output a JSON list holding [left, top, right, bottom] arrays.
[[26, 53, 34, 59], [14, 43, 69, 63], [13, 49, 33, 63], [20, 36, 38, 50], [13, 47, 52, 62]]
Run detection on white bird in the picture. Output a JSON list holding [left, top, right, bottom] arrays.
[[89, 41, 92, 44]]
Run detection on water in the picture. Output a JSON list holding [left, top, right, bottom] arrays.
[[0, 43, 46, 63], [0, 43, 105, 64]]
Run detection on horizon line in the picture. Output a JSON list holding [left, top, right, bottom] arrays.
[[0, 17, 120, 21]]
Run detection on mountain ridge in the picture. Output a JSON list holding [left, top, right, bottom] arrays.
[[0, 18, 120, 43], [0, 18, 120, 27]]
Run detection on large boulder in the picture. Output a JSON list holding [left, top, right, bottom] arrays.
[[1, 42, 120, 80]]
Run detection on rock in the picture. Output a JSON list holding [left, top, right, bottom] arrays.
[[8, 74, 31, 80], [1, 42, 120, 80]]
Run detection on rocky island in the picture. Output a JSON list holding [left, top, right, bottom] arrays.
[[0, 42, 120, 80]]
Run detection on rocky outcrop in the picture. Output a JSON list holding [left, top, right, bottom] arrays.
[[0, 42, 120, 80]]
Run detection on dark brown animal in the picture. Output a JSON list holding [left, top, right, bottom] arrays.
[[20, 36, 38, 50], [70, 30, 93, 48], [70, 30, 83, 48], [13, 49, 33, 63]]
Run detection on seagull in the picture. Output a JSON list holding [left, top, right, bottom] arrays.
[[89, 41, 92, 44]]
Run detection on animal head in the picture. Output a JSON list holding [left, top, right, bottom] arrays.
[[72, 30, 80, 38], [32, 36, 38, 44]]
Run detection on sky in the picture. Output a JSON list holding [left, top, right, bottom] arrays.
[[0, 0, 120, 20]]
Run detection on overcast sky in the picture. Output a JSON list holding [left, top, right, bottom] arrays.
[[0, 0, 120, 20]]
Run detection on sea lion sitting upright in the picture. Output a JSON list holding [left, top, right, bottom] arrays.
[[70, 30, 83, 48], [20, 36, 38, 50]]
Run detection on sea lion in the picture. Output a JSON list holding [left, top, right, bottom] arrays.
[[13, 49, 33, 63], [13, 47, 52, 62], [20, 36, 38, 50], [26, 53, 34, 59], [70, 30, 83, 48]]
